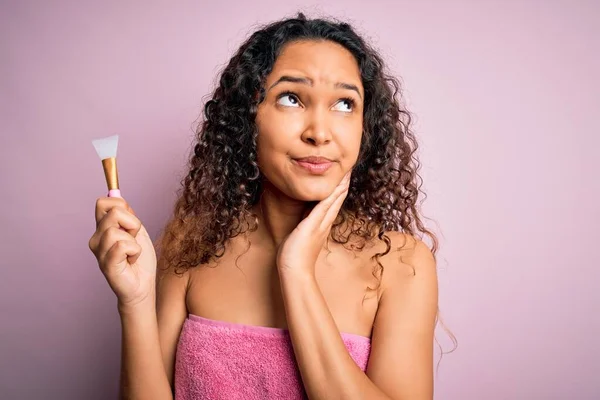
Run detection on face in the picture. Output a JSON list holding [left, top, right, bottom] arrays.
[[255, 40, 364, 201]]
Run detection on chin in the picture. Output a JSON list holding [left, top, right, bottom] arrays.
[[291, 179, 337, 202], [295, 191, 328, 202]]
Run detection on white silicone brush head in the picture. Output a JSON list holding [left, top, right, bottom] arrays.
[[92, 135, 119, 160]]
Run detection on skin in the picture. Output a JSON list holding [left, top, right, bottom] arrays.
[[89, 39, 438, 400], [253, 39, 364, 248]]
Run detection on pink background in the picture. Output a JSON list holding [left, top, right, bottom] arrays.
[[1, 1, 598, 399]]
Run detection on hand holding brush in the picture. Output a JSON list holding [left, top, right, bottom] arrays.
[[88, 135, 158, 312]]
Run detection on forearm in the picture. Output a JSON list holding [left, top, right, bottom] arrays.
[[279, 272, 392, 400], [119, 300, 173, 400]]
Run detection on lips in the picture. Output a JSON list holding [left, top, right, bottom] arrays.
[[292, 156, 334, 174], [295, 156, 333, 163]]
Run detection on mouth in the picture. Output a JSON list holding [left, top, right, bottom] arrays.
[[291, 156, 335, 175]]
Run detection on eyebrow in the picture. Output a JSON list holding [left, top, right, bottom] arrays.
[[267, 75, 363, 100]]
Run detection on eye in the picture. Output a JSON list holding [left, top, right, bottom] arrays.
[[276, 92, 301, 107], [332, 98, 355, 113]]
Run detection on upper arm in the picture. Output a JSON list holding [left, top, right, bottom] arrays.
[[156, 266, 190, 390], [366, 233, 439, 400]]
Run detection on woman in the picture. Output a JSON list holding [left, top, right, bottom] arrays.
[[89, 13, 440, 400]]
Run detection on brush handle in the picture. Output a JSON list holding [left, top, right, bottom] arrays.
[[108, 189, 122, 198]]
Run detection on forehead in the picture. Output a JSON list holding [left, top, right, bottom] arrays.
[[266, 40, 363, 92]]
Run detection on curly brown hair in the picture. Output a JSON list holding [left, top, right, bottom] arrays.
[[157, 12, 440, 304]]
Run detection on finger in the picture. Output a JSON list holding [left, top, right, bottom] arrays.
[[103, 239, 142, 274], [95, 197, 135, 228], [310, 172, 350, 219], [98, 206, 142, 238], [320, 184, 349, 231], [298, 172, 351, 231], [96, 226, 138, 265], [90, 206, 141, 252]]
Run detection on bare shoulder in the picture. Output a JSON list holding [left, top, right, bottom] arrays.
[[365, 232, 438, 399], [376, 231, 437, 293]]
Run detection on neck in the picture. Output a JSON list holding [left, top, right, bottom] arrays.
[[251, 181, 314, 249]]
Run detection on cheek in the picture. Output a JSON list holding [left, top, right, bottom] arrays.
[[256, 108, 304, 155], [255, 134, 274, 174], [255, 114, 291, 176], [338, 124, 363, 166]]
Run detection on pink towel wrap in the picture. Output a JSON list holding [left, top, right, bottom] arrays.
[[174, 313, 371, 399]]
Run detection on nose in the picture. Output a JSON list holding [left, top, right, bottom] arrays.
[[301, 109, 332, 146]]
